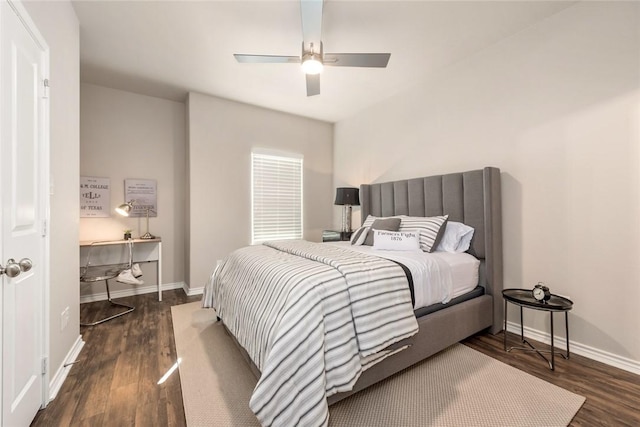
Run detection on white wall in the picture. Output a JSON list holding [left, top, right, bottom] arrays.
[[334, 2, 640, 369], [187, 92, 333, 291], [22, 0, 80, 389], [80, 84, 186, 295]]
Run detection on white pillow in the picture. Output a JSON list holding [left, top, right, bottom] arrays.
[[372, 230, 421, 251], [435, 221, 475, 253]]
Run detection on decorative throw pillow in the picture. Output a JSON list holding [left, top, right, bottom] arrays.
[[362, 215, 377, 228], [372, 230, 421, 251], [350, 226, 370, 246], [364, 217, 401, 246], [435, 222, 475, 253], [398, 215, 449, 252]]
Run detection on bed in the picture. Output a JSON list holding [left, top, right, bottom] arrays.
[[202, 166, 503, 426]]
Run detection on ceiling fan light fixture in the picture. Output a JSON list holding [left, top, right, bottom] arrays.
[[233, 4, 391, 95], [301, 52, 323, 75]]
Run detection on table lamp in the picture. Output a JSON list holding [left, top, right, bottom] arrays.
[[116, 200, 156, 240], [334, 187, 360, 233]]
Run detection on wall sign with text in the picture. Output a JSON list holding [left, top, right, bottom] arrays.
[[80, 176, 111, 218], [125, 179, 157, 218]]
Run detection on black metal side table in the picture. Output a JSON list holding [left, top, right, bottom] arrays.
[[502, 288, 573, 370]]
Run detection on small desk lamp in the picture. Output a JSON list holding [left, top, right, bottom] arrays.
[[116, 200, 156, 240], [334, 187, 360, 233], [116, 200, 134, 217]]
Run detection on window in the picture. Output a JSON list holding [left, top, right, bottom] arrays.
[[251, 151, 303, 244]]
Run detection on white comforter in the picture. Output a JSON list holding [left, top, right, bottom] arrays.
[[331, 242, 480, 309], [202, 240, 418, 427]]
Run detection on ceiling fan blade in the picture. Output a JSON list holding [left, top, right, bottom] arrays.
[[234, 54, 300, 64], [324, 53, 391, 68], [306, 74, 320, 97], [300, 0, 323, 47]]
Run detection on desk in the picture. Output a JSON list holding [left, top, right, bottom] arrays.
[[80, 238, 163, 301]]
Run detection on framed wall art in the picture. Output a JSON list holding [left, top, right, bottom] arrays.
[[124, 179, 157, 218], [80, 176, 110, 218]]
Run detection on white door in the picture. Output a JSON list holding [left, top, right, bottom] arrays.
[[0, 1, 49, 426]]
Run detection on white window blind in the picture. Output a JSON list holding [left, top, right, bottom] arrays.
[[251, 152, 303, 244]]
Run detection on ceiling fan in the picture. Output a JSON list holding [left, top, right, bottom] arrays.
[[234, 0, 391, 96]]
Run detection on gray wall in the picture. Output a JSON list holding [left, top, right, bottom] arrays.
[[334, 1, 640, 370], [79, 83, 186, 295], [187, 92, 334, 292]]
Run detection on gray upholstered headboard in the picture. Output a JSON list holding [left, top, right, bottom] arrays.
[[360, 167, 503, 332]]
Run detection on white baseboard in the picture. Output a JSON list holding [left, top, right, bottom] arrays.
[[80, 281, 186, 304], [48, 335, 85, 402], [183, 282, 204, 297], [506, 321, 640, 375]]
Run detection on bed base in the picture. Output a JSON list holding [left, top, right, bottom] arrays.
[[222, 294, 493, 406], [328, 295, 493, 404]]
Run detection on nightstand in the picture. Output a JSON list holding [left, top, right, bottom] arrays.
[[502, 288, 573, 370], [322, 230, 352, 242]]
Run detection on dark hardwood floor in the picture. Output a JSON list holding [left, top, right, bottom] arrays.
[[33, 290, 640, 426], [31, 289, 200, 427]]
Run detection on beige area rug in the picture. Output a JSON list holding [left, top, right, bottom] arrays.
[[172, 302, 585, 427]]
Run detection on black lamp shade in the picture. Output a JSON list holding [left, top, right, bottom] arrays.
[[334, 187, 360, 206]]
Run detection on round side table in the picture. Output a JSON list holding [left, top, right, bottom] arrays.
[[502, 288, 573, 370]]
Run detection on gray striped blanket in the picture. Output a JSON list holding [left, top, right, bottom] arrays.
[[202, 240, 418, 427]]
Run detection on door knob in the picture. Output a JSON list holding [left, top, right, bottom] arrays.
[[1, 259, 21, 278], [18, 258, 33, 272]]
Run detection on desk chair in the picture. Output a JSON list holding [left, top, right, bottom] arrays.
[[80, 241, 135, 326]]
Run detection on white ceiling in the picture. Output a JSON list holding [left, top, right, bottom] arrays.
[[72, 0, 576, 123]]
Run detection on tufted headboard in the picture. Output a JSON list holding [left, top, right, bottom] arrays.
[[360, 167, 503, 332]]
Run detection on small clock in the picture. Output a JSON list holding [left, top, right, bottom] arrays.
[[532, 282, 551, 303]]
